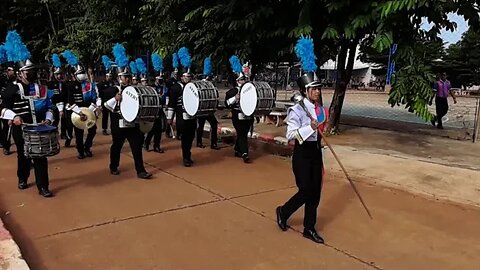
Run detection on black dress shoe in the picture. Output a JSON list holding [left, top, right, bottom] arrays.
[[430, 119, 436, 127], [153, 147, 164, 153], [3, 148, 11, 155], [137, 172, 152, 179], [242, 154, 251, 163], [38, 188, 53, 198], [85, 149, 93, 157], [234, 151, 242, 158], [102, 130, 109, 135], [145, 144, 150, 151], [183, 159, 193, 167], [65, 138, 71, 147], [303, 229, 324, 244], [276, 206, 288, 231], [18, 182, 28, 190], [211, 145, 220, 150], [77, 153, 85, 159], [110, 169, 120, 175], [197, 143, 206, 148]]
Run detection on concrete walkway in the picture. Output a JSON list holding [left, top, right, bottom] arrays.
[[1, 132, 480, 269]]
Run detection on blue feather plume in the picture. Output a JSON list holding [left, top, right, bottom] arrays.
[[203, 57, 212, 76], [229, 55, 242, 73], [172, 53, 179, 69], [135, 58, 147, 74], [4, 30, 31, 62], [62, 50, 79, 66], [151, 53, 163, 72], [294, 36, 317, 72], [177, 47, 192, 68], [51, 53, 61, 68], [0, 45, 7, 64], [129, 61, 137, 75], [102, 55, 112, 70], [112, 43, 128, 68]]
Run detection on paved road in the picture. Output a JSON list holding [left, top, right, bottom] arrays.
[[0, 135, 479, 269]]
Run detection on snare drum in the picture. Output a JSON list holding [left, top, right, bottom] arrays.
[[22, 125, 60, 158], [182, 81, 219, 117], [120, 85, 161, 123], [239, 81, 275, 116]]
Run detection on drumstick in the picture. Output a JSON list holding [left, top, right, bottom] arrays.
[[297, 100, 373, 219]]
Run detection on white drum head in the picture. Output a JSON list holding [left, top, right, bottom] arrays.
[[120, 86, 140, 122], [239, 82, 257, 116], [182, 82, 200, 116]]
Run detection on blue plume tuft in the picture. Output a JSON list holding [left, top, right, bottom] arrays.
[[294, 36, 318, 72], [0, 45, 7, 64], [62, 50, 79, 66], [172, 53, 179, 69], [4, 30, 31, 63], [129, 61, 137, 75], [102, 55, 112, 70], [229, 55, 242, 73], [135, 58, 147, 74], [112, 43, 128, 68], [203, 57, 212, 76], [177, 47, 192, 68], [51, 53, 61, 68], [151, 53, 163, 72]]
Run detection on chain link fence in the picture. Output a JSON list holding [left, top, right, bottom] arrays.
[[274, 87, 480, 142]]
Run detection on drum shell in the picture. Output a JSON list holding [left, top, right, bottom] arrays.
[[22, 125, 60, 158], [182, 80, 219, 117], [120, 85, 161, 122], [240, 81, 275, 116]]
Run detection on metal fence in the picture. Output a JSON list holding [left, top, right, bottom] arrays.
[[274, 87, 480, 142]]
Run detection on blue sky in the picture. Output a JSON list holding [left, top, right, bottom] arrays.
[[421, 13, 468, 45]]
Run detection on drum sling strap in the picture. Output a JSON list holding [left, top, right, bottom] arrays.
[[17, 83, 39, 125]]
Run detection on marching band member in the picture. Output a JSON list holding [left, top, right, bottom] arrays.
[[0, 62, 16, 155], [276, 37, 326, 244], [145, 75, 165, 153], [98, 57, 116, 136], [0, 31, 54, 197], [224, 55, 253, 163], [58, 63, 101, 159], [196, 57, 220, 150], [104, 43, 152, 179], [167, 48, 196, 167], [47, 54, 67, 139]]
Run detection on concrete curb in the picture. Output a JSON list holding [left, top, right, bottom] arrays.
[[0, 219, 29, 270]]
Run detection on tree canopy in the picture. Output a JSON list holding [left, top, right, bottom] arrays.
[[1, 0, 479, 131]]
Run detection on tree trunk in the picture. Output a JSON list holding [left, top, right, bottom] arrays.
[[328, 39, 358, 133], [44, 2, 57, 36]]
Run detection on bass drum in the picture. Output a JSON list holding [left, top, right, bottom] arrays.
[[120, 85, 161, 123], [239, 81, 275, 116], [182, 81, 219, 117]]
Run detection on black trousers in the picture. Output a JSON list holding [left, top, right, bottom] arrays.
[[175, 110, 184, 139], [74, 125, 97, 154], [102, 105, 110, 130], [0, 119, 11, 149], [52, 107, 67, 137], [145, 116, 163, 148], [12, 125, 49, 190], [110, 127, 147, 174], [435, 96, 449, 127], [196, 114, 218, 146], [181, 118, 196, 160], [281, 141, 323, 230], [232, 117, 253, 156], [65, 111, 75, 140]]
